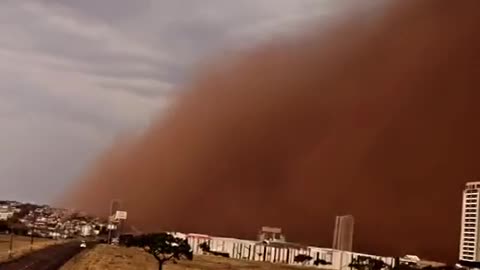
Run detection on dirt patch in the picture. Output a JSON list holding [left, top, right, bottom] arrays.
[[61, 244, 325, 270], [0, 235, 57, 262]]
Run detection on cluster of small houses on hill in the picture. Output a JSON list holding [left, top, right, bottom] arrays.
[[0, 201, 22, 220], [165, 228, 441, 270], [0, 201, 107, 239]]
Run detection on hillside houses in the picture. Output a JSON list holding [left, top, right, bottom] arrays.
[[0, 202, 21, 220], [0, 200, 107, 238], [0, 207, 14, 221]]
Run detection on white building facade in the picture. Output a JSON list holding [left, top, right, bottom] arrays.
[[180, 232, 395, 270], [0, 205, 14, 220], [333, 215, 354, 252], [80, 224, 93, 237], [459, 181, 480, 262]]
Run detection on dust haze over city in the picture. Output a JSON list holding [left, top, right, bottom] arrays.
[[1, 0, 479, 265]]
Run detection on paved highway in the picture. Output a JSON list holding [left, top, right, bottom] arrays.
[[0, 241, 91, 270]]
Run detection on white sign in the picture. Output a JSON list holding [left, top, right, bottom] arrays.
[[261, 226, 282, 234], [114, 210, 128, 220]]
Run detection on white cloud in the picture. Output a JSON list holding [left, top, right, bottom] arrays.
[[21, 2, 169, 62]]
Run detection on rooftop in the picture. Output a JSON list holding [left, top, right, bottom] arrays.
[[465, 182, 480, 190]]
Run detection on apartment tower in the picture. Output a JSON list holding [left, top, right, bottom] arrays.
[[332, 215, 354, 251], [460, 181, 480, 263]]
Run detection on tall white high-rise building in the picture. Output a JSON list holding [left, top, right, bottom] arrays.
[[332, 215, 354, 252], [459, 181, 480, 263]]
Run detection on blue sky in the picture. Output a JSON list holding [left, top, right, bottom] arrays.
[[0, 0, 350, 203]]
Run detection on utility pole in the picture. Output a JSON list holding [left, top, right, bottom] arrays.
[[119, 219, 124, 237], [107, 225, 111, 244], [107, 223, 117, 244], [8, 229, 13, 259], [107, 199, 121, 244], [30, 212, 37, 251], [30, 227, 34, 251]]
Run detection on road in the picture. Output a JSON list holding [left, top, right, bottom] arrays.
[[0, 241, 91, 270]]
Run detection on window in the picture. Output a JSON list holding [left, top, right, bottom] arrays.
[[467, 190, 479, 194], [466, 209, 477, 213], [464, 238, 476, 242], [466, 224, 476, 227], [467, 204, 478, 207], [465, 219, 477, 222], [467, 214, 477, 217], [465, 242, 475, 246], [468, 194, 479, 198], [464, 247, 475, 251], [467, 199, 478, 203], [465, 229, 476, 232], [464, 252, 474, 255], [465, 233, 476, 237], [464, 256, 474, 260]]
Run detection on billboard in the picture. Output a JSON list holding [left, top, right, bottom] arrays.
[[261, 226, 281, 234], [114, 210, 128, 220]]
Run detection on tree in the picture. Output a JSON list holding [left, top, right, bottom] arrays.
[[199, 242, 210, 253], [0, 221, 9, 233], [314, 258, 332, 266], [17, 203, 39, 218], [127, 233, 193, 270], [119, 234, 134, 245], [13, 226, 28, 236], [198, 241, 229, 258], [294, 254, 313, 265], [349, 256, 390, 270]]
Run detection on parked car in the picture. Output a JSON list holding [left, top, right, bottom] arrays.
[[80, 241, 87, 248]]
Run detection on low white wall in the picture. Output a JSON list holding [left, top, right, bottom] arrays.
[[179, 232, 395, 269]]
